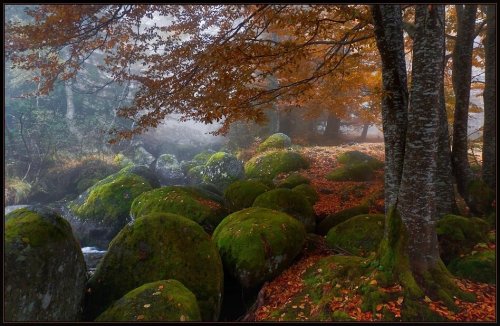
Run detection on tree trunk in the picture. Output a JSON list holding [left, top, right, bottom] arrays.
[[63, 48, 83, 143], [451, 4, 478, 212], [436, 17, 458, 216], [371, 4, 408, 213], [323, 112, 342, 141], [372, 6, 472, 318], [482, 4, 496, 190], [359, 123, 370, 142]]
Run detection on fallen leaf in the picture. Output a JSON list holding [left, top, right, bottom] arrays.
[[376, 304, 383, 311], [369, 279, 378, 286], [137, 315, 145, 320], [144, 304, 151, 308], [397, 296, 404, 304]]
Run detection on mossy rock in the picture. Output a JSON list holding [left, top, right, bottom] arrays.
[[212, 207, 306, 288], [114, 153, 134, 168], [187, 165, 205, 184], [132, 146, 155, 167], [95, 279, 201, 321], [84, 213, 223, 321], [326, 214, 385, 257], [68, 166, 158, 248], [223, 180, 270, 212], [447, 249, 495, 284], [130, 186, 227, 234], [467, 179, 495, 215], [193, 150, 216, 165], [316, 204, 370, 235], [202, 152, 244, 191], [155, 154, 185, 185], [436, 214, 490, 264], [291, 184, 319, 205], [326, 161, 380, 181], [337, 151, 383, 168], [277, 173, 310, 189], [5, 206, 87, 321], [257, 133, 292, 152], [253, 188, 316, 232], [245, 150, 309, 181]]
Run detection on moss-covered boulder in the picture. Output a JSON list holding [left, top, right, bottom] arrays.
[[447, 249, 495, 284], [337, 151, 383, 168], [155, 154, 185, 185], [253, 188, 315, 232], [436, 214, 490, 264], [257, 133, 292, 152], [316, 204, 370, 235], [95, 279, 201, 321], [5, 206, 87, 321], [245, 150, 309, 181], [68, 165, 159, 248], [132, 146, 155, 167], [326, 162, 380, 181], [224, 180, 270, 212], [187, 165, 205, 184], [326, 214, 385, 257], [277, 173, 310, 189], [201, 152, 244, 191], [212, 207, 306, 288], [292, 184, 319, 205], [84, 213, 223, 321], [130, 186, 226, 233]]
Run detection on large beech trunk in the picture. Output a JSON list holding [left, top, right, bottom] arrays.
[[371, 7, 472, 318]]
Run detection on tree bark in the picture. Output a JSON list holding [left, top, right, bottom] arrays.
[[63, 48, 83, 143], [451, 4, 478, 211], [359, 123, 370, 142], [482, 4, 496, 190], [323, 112, 342, 140], [397, 4, 445, 274], [371, 4, 408, 213]]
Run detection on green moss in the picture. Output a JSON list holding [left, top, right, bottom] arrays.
[[316, 204, 369, 235], [130, 186, 227, 233], [95, 280, 201, 321], [84, 213, 223, 321], [187, 165, 205, 183], [326, 214, 385, 257], [291, 184, 319, 205], [201, 152, 244, 191], [253, 188, 315, 232], [245, 150, 309, 181], [5, 207, 73, 247], [448, 250, 495, 284], [223, 180, 269, 212], [337, 151, 383, 169], [193, 151, 215, 165], [212, 207, 306, 288], [71, 173, 153, 226], [436, 214, 490, 264], [257, 133, 292, 152], [326, 162, 379, 181], [277, 173, 310, 189]]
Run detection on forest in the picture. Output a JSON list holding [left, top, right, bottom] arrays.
[[3, 4, 496, 322]]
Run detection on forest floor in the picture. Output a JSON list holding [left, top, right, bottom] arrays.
[[253, 143, 496, 322]]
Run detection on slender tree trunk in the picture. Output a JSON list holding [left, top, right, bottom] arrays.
[[436, 16, 458, 216], [64, 48, 83, 143], [451, 4, 478, 211], [482, 4, 496, 190], [371, 4, 408, 213], [359, 123, 370, 141]]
